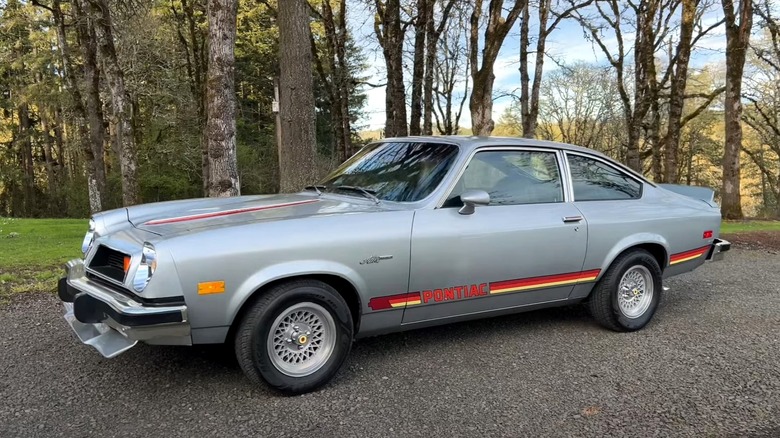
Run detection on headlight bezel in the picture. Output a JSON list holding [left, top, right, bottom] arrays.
[[81, 219, 97, 255], [132, 242, 158, 292]]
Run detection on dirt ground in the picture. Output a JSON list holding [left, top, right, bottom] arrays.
[[722, 231, 780, 252]]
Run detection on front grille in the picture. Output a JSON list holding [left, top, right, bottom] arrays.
[[88, 245, 129, 283]]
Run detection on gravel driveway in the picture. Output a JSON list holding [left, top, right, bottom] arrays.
[[1, 249, 778, 437]]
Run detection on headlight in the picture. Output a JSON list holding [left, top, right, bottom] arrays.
[[133, 242, 157, 292], [81, 219, 96, 254]]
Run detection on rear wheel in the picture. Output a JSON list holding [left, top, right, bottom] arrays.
[[588, 249, 662, 331], [234, 280, 353, 394]]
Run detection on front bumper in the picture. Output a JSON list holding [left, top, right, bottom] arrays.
[[58, 259, 190, 358], [706, 238, 731, 262]]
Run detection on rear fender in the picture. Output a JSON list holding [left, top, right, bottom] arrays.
[[597, 233, 670, 277]]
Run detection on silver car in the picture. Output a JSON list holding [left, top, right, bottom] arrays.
[[58, 136, 730, 393]]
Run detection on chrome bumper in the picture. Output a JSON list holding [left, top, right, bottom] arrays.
[[706, 238, 731, 262], [59, 259, 191, 358]]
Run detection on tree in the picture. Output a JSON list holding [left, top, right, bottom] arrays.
[[518, 0, 593, 138], [205, 0, 240, 197], [88, 0, 141, 205], [433, 1, 470, 135], [572, 0, 671, 172], [170, 0, 208, 194], [278, 0, 317, 192], [469, 0, 526, 136], [35, 0, 107, 212], [374, 0, 408, 137], [742, 0, 780, 216], [720, 0, 753, 218]]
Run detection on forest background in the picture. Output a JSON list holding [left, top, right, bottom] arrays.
[[1, 0, 779, 220]]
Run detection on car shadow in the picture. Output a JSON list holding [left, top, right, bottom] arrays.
[[123, 303, 595, 391]]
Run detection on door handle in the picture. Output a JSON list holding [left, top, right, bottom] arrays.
[[562, 215, 583, 223]]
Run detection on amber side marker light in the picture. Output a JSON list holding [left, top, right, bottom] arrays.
[[198, 281, 226, 295], [123, 256, 131, 273]]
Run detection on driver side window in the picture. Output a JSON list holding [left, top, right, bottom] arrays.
[[448, 150, 564, 206]]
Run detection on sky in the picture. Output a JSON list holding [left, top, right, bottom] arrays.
[[346, 1, 730, 132]]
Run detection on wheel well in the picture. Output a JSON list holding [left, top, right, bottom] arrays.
[[226, 274, 362, 343], [621, 243, 667, 271]]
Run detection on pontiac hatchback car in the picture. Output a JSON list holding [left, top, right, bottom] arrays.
[[58, 136, 730, 393]]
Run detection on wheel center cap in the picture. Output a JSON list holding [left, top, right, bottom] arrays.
[[297, 335, 308, 345]]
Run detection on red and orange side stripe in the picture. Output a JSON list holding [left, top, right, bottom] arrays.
[[669, 245, 709, 265], [368, 292, 422, 311], [488, 269, 601, 295]]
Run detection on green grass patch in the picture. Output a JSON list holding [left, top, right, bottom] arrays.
[[721, 220, 780, 234], [0, 217, 86, 301]]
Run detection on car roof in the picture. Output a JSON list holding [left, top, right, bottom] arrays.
[[377, 135, 605, 156], [374, 135, 653, 186]]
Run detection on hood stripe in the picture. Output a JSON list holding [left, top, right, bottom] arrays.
[[144, 199, 320, 225]]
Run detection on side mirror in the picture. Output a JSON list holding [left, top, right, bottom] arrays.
[[458, 189, 490, 215]]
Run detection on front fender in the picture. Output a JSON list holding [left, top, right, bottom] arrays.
[[226, 260, 367, 327]]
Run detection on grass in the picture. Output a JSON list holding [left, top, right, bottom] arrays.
[[0, 217, 85, 302], [721, 220, 780, 234]]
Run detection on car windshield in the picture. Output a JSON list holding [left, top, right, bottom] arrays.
[[319, 142, 459, 202]]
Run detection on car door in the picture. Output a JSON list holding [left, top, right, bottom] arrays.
[[401, 147, 590, 325]]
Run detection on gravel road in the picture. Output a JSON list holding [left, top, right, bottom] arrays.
[[1, 249, 778, 437]]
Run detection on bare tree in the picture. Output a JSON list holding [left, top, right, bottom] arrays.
[[742, 0, 780, 215], [469, 0, 526, 136], [278, 0, 317, 192], [518, 0, 594, 138], [410, 0, 431, 135], [720, 0, 753, 218], [408, 0, 457, 135], [374, 0, 408, 137], [88, 0, 141, 205], [537, 62, 624, 153], [433, 2, 470, 134], [659, 0, 724, 183], [573, 0, 685, 172]]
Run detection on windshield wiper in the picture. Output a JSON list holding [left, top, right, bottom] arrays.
[[304, 185, 326, 196], [333, 185, 381, 204]]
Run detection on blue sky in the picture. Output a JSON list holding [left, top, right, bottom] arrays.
[[347, 1, 730, 132]]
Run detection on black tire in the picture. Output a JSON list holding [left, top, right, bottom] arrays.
[[587, 249, 663, 332], [234, 279, 353, 394]]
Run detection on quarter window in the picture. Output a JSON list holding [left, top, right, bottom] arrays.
[[567, 154, 642, 201], [447, 150, 564, 206]]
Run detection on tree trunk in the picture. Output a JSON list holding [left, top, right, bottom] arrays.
[[278, 0, 317, 192], [204, 0, 240, 197], [409, 0, 430, 136], [375, 0, 408, 137], [52, 0, 105, 212], [88, 0, 141, 206], [662, 0, 697, 184], [18, 104, 36, 216], [720, 0, 752, 219], [319, 0, 352, 161], [469, 0, 526, 136]]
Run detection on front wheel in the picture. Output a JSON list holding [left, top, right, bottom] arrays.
[[588, 249, 662, 331], [234, 280, 353, 394]]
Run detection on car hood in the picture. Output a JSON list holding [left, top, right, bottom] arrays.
[[127, 193, 386, 236]]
